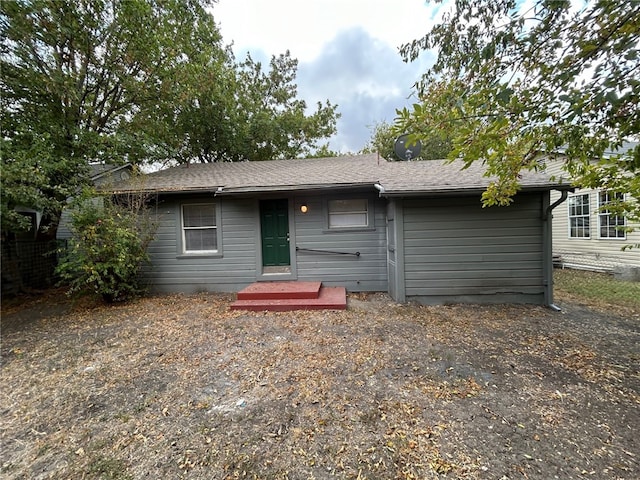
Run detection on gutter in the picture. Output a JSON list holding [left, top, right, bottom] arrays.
[[214, 182, 376, 196], [373, 184, 567, 198]]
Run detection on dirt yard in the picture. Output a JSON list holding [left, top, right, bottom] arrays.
[[1, 289, 638, 479]]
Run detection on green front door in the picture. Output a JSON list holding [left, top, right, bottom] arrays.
[[260, 199, 290, 267]]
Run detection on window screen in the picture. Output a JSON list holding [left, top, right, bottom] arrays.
[[182, 204, 217, 252], [328, 199, 368, 228]]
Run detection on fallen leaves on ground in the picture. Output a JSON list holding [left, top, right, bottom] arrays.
[[1, 292, 638, 479]]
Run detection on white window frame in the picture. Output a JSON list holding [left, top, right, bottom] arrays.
[[181, 203, 218, 253], [598, 191, 626, 240], [568, 193, 590, 239], [327, 198, 369, 229]]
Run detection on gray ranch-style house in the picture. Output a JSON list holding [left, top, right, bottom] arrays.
[[113, 154, 572, 306]]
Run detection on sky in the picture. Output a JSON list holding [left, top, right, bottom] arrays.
[[212, 0, 445, 154]]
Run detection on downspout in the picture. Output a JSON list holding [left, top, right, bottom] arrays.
[[375, 182, 403, 301], [543, 190, 569, 221], [543, 190, 569, 311]]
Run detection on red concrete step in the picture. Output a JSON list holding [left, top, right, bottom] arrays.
[[231, 286, 347, 312], [236, 281, 322, 300]]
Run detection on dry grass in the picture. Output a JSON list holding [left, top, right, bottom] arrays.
[[1, 291, 639, 479]]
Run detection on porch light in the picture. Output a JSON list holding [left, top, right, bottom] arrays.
[[300, 204, 308, 213]]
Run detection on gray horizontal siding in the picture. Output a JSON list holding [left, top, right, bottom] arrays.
[[144, 192, 388, 294], [292, 194, 388, 291], [143, 195, 257, 293], [57, 209, 73, 240], [403, 194, 544, 302]]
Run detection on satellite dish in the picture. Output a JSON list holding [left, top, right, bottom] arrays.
[[393, 134, 422, 161]]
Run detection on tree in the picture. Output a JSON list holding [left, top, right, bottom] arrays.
[[360, 122, 398, 159], [395, 0, 639, 220], [1, 0, 225, 237], [1, 1, 339, 240], [361, 121, 452, 160], [233, 52, 339, 162], [0, 132, 54, 234], [307, 143, 342, 158], [160, 51, 339, 163]]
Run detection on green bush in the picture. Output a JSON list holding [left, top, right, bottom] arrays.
[[57, 190, 157, 302]]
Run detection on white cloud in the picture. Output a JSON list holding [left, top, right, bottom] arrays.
[[211, 0, 444, 153], [213, 0, 443, 62]]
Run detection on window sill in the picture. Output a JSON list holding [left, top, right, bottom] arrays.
[[323, 227, 376, 233], [176, 252, 223, 259]]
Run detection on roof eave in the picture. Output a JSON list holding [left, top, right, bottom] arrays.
[[378, 183, 574, 197], [90, 163, 133, 181], [110, 186, 221, 195], [215, 182, 378, 195], [110, 182, 378, 196]]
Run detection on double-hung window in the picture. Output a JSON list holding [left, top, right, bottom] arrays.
[[182, 204, 218, 253], [568, 194, 590, 238], [598, 192, 626, 239], [328, 199, 369, 229]]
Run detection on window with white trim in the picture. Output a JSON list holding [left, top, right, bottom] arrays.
[[568, 193, 590, 238], [598, 191, 626, 239], [328, 199, 368, 228], [181, 203, 218, 252]]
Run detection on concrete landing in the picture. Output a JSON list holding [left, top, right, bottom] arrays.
[[231, 282, 346, 311], [236, 281, 322, 300]]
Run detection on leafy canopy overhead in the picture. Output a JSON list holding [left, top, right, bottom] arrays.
[[1, 0, 224, 235], [1, 0, 338, 236], [395, 0, 639, 220], [160, 51, 338, 163]]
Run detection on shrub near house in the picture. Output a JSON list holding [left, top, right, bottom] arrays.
[[56, 191, 156, 302]]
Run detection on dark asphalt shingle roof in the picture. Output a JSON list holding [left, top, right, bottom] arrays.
[[115, 153, 569, 196], [89, 163, 131, 180]]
